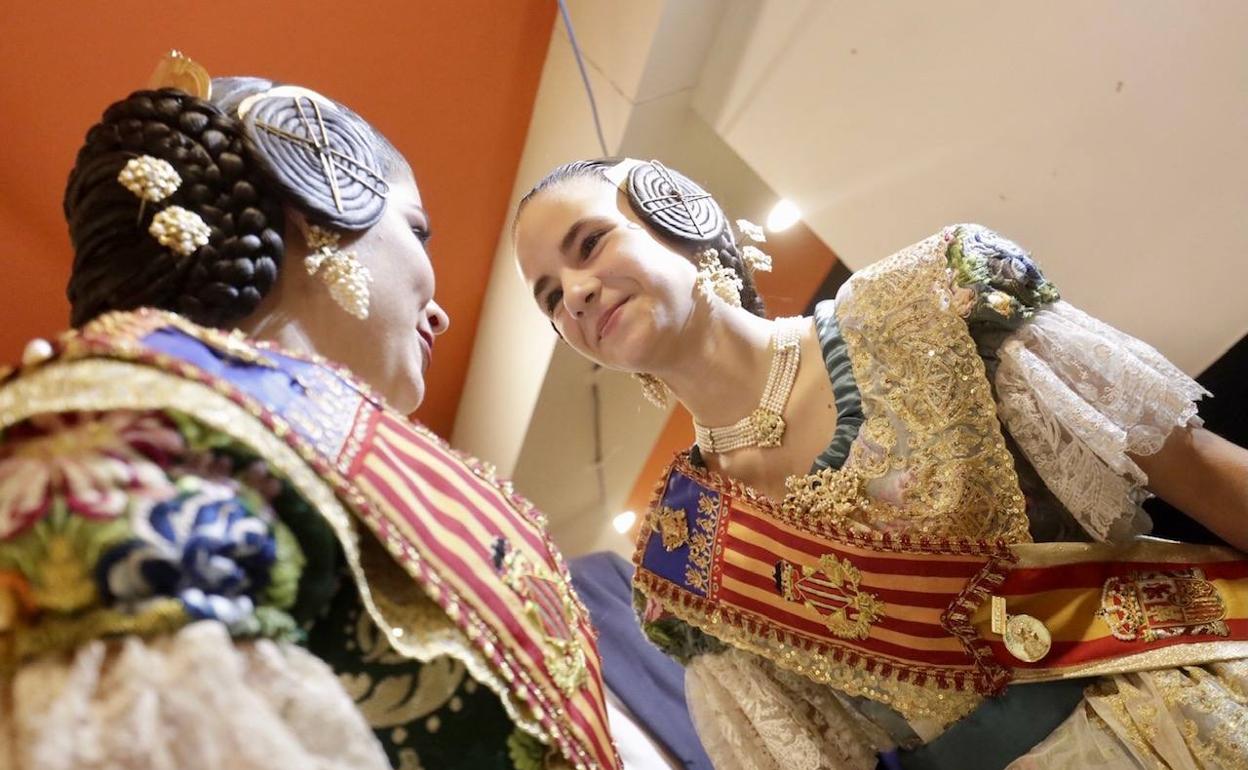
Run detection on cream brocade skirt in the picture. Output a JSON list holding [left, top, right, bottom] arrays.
[[1008, 661, 1248, 770], [687, 649, 1248, 770], [0, 621, 391, 770]]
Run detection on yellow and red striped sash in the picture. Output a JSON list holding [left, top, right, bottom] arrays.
[[636, 455, 1248, 696], [994, 541, 1248, 682], [346, 412, 618, 768]]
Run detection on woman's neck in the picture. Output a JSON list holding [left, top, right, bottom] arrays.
[[242, 313, 316, 357], [652, 305, 780, 428], [235, 274, 320, 358]]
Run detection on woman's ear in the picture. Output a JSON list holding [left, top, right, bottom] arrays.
[[282, 207, 312, 256]]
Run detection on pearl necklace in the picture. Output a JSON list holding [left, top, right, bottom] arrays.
[[693, 317, 804, 453]]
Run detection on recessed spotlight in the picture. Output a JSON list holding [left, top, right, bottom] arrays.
[[612, 510, 637, 533], [766, 199, 801, 232]]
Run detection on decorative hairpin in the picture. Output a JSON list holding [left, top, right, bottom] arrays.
[[118, 156, 181, 202], [736, 219, 766, 243], [117, 154, 210, 257], [736, 220, 773, 274], [741, 245, 772, 274], [241, 89, 389, 229], [149, 206, 211, 256], [149, 49, 211, 99]]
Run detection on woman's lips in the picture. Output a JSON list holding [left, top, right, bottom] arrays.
[[597, 298, 630, 342], [417, 328, 434, 369]]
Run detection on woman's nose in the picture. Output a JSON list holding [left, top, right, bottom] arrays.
[[427, 300, 450, 335], [563, 274, 601, 318]]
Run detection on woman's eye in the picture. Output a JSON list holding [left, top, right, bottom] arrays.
[[580, 231, 603, 259], [545, 289, 564, 315], [411, 226, 430, 245]]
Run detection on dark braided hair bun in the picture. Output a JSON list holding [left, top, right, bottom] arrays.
[[64, 87, 285, 327]]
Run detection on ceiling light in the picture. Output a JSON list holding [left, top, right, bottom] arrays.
[[766, 199, 801, 232], [612, 510, 637, 533]]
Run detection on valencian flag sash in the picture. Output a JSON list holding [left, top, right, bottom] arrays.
[[635, 454, 1248, 696], [0, 310, 621, 770]]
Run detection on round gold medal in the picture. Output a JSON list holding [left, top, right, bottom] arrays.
[[1004, 614, 1052, 663]]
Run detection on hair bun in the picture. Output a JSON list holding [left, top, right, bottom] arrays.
[[240, 91, 388, 230], [625, 161, 726, 246], [65, 87, 285, 328]]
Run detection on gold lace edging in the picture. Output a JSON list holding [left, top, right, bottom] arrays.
[[795, 228, 1031, 543]]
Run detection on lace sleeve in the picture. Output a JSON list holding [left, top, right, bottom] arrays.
[[684, 648, 882, 770], [942, 224, 1208, 541], [992, 300, 1208, 541]]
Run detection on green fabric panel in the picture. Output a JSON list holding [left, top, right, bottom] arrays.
[[307, 570, 517, 770]]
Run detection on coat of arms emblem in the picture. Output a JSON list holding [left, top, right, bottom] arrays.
[[776, 553, 885, 640], [1099, 567, 1228, 642], [493, 537, 588, 695]]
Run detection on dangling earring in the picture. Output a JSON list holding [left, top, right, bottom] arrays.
[[695, 248, 743, 307], [305, 224, 371, 319], [633, 373, 670, 408]]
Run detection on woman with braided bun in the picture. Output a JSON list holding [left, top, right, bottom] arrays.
[[513, 157, 1248, 769], [65, 73, 441, 413], [0, 55, 620, 770]]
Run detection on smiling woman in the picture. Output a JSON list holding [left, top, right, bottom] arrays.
[[0, 55, 619, 770], [515, 159, 765, 380], [513, 156, 1248, 770]]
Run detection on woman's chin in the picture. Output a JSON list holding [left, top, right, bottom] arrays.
[[389, 365, 426, 416], [578, 323, 663, 379], [398, 387, 425, 417], [596, 325, 654, 372]]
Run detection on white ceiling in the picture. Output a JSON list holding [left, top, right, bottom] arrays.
[[458, 0, 1248, 556], [695, 0, 1248, 373]]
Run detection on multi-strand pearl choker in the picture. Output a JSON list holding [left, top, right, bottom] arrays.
[[693, 317, 805, 453]]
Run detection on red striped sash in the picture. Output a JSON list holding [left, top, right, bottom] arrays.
[[636, 454, 1248, 697]]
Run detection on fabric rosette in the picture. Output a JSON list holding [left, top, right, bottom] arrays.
[[97, 476, 301, 635]]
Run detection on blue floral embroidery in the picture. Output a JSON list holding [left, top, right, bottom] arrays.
[[948, 224, 1060, 326], [96, 477, 276, 629], [960, 226, 1048, 297]]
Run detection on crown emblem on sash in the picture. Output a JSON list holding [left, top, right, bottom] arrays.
[[652, 505, 690, 551], [493, 537, 588, 696], [1099, 567, 1229, 642], [776, 554, 885, 640]]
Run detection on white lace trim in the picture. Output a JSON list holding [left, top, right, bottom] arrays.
[[1, 622, 390, 770], [684, 649, 880, 770], [994, 301, 1208, 541]]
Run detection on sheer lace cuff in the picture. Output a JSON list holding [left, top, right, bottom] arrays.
[[993, 301, 1208, 541]]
